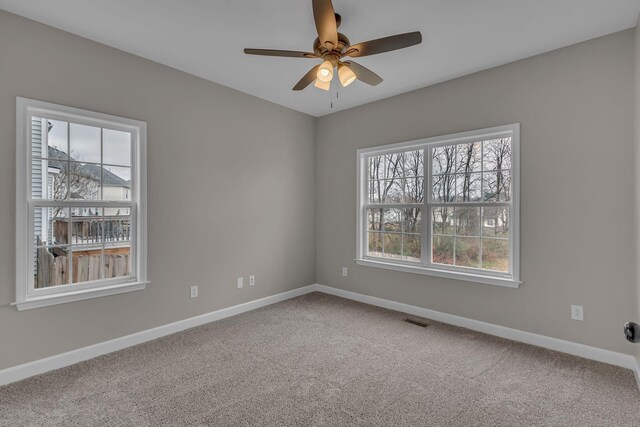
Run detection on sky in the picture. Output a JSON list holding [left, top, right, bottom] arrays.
[[46, 119, 131, 180]]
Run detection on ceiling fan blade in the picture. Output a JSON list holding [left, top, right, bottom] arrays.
[[347, 31, 422, 57], [343, 61, 383, 86], [244, 49, 318, 58], [293, 65, 321, 91], [312, 0, 338, 49]]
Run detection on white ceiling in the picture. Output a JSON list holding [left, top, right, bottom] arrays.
[[1, 0, 639, 117]]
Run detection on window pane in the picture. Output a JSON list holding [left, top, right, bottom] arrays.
[[383, 180, 403, 203], [404, 177, 424, 203], [70, 123, 101, 163], [34, 246, 69, 288], [384, 153, 403, 180], [368, 155, 384, 181], [383, 209, 401, 232], [402, 234, 421, 262], [72, 250, 103, 284], [103, 214, 132, 243], [368, 149, 424, 204], [103, 166, 132, 201], [482, 239, 509, 272], [383, 233, 401, 259], [483, 138, 512, 171], [70, 207, 104, 245], [455, 237, 480, 268], [33, 158, 68, 200], [455, 172, 481, 202], [482, 207, 510, 237], [432, 146, 455, 175], [31, 158, 65, 200], [103, 129, 131, 166], [368, 179, 383, 203], [455, 142, 481, 174], [402, 208, 421, 234], [34, 207, 69, 246], [69, 162, 101, 200], [367, 209, 383, 231], [455, 207, 481, 236], [368, 232, 383, 256], [49, 207, 71, 245], [432, 207, 454, 235], [483, 170, 511, 202], [432, 236, 453, 265], [45, 119, 68, 159], [104, 243, 131, 280], [403, 150, 424, 177], [432, 174, 455, 202]]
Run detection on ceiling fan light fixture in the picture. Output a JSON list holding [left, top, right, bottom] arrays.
[[338, 63, 356, 87], [317, 60, 334, 83], [314, 79, 331, 91]]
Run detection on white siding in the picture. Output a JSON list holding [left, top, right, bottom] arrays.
[[31, 117, 43, 246]]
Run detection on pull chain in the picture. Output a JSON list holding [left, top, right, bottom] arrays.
[[329, 79, 340, 109], [330, 84, 340, 109], [330, 80, 334, 109]]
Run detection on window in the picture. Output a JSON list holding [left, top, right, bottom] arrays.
[[15, 98, 148, 310], [356, 124, 520, 287]]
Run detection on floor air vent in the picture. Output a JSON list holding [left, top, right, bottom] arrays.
[[403, 318, 429, 328]]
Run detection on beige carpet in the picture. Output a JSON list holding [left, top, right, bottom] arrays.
[[1, 292, 639, 426]]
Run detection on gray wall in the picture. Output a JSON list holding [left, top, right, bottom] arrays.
[[317, 30, 637, 355], [0, 10, 316, 370]]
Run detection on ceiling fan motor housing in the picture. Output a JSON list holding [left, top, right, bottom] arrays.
[[313, 32, 351, 59]]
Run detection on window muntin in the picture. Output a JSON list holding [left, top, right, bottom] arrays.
[[17, 98, 147, 308], [358, 125, 519, 285]]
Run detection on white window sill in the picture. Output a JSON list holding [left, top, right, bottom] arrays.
[[12, 281, 149, 311], [355, 259, 521, 288]]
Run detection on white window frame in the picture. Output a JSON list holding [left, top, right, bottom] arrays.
[[356, 124, 520, 288], [14, 98, 148, 310]]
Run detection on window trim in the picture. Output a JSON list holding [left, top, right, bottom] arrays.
[[355, 124, 520, 288], [14, 98, 148, 310]]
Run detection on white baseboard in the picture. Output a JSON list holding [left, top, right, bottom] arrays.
[[2, 282, 638, 391], [0, 285, 316, 386], [315, 284, 639, 372]]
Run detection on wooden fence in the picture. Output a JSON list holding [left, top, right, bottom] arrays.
[[36, 246, 130, 288], [35, 216, 131, 288]]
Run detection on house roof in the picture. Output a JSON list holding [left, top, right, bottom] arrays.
[[47, 146, 130, 188]]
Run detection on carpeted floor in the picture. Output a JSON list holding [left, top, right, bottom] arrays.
[[1, 292, 639, 426]]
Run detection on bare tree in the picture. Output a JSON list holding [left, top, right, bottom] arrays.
[[50, 156, 101, 240], [432, 146, 455, 230], [483, 138, 511, 236], [457, 142, 481, 202]]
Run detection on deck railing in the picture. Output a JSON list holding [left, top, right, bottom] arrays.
[[53, 216, 131, 246]]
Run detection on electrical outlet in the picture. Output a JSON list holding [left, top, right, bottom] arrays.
[[237, 277, 244, 289], [571, 305, 584, 321], [249, 275, 255, 286], [190, 285, 198, 299], [342, 267, 348, 277]]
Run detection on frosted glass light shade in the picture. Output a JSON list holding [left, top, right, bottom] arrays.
[[317, 60, 334, 83], [338, 63, 356, 87]]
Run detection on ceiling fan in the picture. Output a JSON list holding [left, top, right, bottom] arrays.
[[243, 0, 422, 91]]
